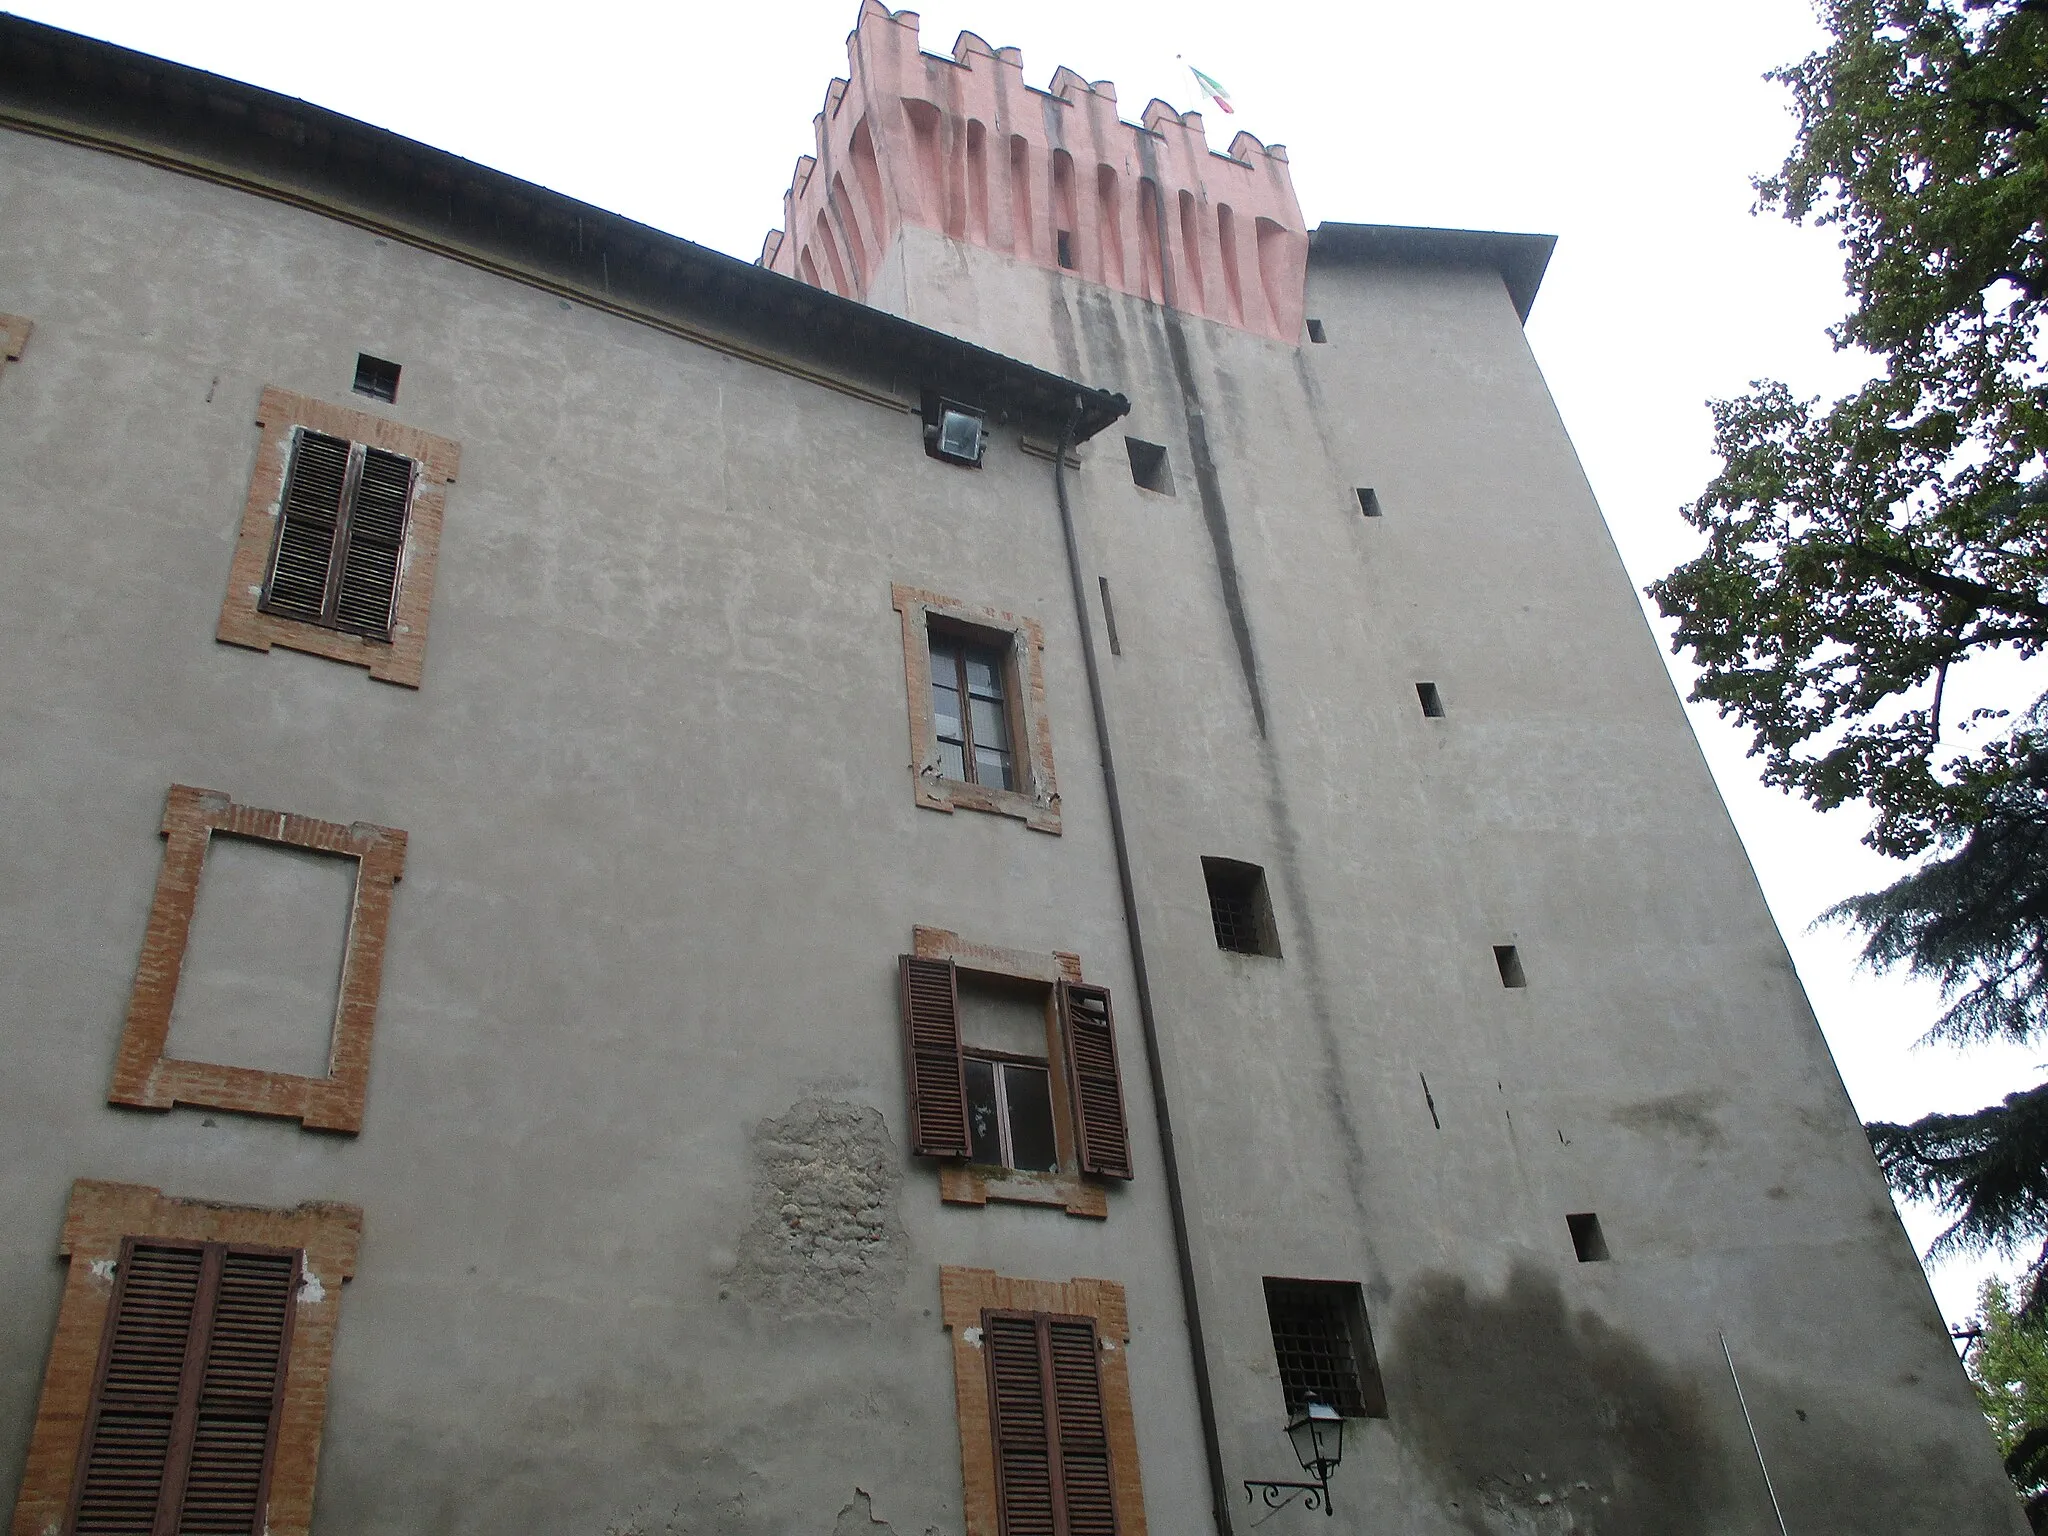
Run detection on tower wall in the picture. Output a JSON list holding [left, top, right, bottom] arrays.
[[761, 0, 1308, 345]]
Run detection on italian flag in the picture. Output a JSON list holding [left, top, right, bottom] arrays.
[[1188, 64, 1234, 114]]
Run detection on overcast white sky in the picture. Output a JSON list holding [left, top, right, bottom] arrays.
[[14, 0, 2040, 1328]]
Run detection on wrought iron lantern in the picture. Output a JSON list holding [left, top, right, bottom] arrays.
[[1244, 1401, 1344, 1516]]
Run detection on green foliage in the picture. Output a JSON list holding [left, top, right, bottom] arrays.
[[1648, 0, 2048, 857], [1869, 1083, 2048, 1290], [1828, 742, 2048, 1044], [1968, 1277, 2048, 1527]]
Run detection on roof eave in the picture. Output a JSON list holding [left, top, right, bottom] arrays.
[[1308, 222, 1558, 323], [0, 14, 1129, 442]]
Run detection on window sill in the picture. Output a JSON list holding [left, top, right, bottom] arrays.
[[939, 1162, 1108, 1220], [916, 771, 1061, 835]]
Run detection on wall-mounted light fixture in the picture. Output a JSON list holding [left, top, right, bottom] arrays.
[[1244, 1401, 1343, 1516], [923, 395, 987, 467]]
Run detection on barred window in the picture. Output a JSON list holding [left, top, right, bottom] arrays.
[[1262, 1277, 1387, 1418], [1203, 857, 1280, 957]]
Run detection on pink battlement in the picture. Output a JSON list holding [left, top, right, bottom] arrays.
[[760, 1, 1309, 345]]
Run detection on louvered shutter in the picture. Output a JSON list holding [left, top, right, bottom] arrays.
[[178, 1249, 297, 1535], [332, 447, 412, 638], [67, 1240, 298, 1536], [899, 955, 971, 1159], [985, 1313, 1057, 1536], [70, 1240, 204, 1536], [262, 430, 350, 624], [1057, 981, 1132, 1180], [1047, 1318, 1117, 1536]]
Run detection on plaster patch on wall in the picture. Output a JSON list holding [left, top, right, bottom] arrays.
[[1610, 1088, 1727, 1152], [298, 1269, 326, 1304], [732, 1096, 905, 1318], [88, 1258, 117, 1285]]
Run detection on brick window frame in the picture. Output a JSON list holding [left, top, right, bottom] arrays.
[[1, 312, 31, 375], [11, 1179, 362, 1536], [913, 927, 1110, 1220], [110, 784, 407, 1134], [892, 584, 1060, 834], [216, 386, 460, 688], [941, 1266, 1147, 1536]]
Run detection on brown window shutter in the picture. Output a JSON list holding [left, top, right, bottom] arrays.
[[899, 954, 971, 1159], [69, 1239, 206, 1536], [332, 447, 413, 638], [1047, 1317, 1117, 1536], [984, 1311, 1118, 1536], [984, 1312, 1057, 1535], [66, 1240, 298, 1536], [178, 1248, 298, 1534], [262, 430, 350, 624], [1057, 981, 1133, 1180]]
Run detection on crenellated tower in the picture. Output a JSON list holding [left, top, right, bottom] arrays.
[[761, 0, 1309, 348]]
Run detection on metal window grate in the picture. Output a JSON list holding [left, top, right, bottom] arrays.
[[1263, 1278, 1383, 1418], [1204, 858, 1276, 956]]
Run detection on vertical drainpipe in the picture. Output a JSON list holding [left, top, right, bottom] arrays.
[[1053, 401, 1236, 1536]]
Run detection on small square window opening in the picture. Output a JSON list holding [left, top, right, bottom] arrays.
[[1494, 944, 1527, 988], [1568, 1212, 1610, 1262], [1306, 318, 1328, 344], [1126, 437, 1174, 495], [929, 630, 1017, 790], [1416, 682, 1445, 717], [352, 353, 400, 402], [1203, 857, 1280, 957], [1263, 1278, 1388, 1418], [1056, 229, 1076, 269], [1356, 488, 1382, 518]]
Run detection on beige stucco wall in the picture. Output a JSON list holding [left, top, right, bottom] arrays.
[[0, 115, 2026, 1536], [871, 222, 2028, 1533], [0, 127, 1209, 1535]]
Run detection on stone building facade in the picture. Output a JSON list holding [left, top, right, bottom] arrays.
[[0, 4, 2024, 1533]]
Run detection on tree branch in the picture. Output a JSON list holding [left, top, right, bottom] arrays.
[[1852, 542, 2048, 631]]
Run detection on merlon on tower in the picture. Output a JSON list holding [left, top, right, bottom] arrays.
[[760, 0, 1308, 344]]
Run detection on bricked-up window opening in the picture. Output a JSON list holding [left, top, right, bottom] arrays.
[[966, 1055, 1059, 1172], [68, 1236, 299, 1536], [1125, 437, 1173, 495], [1204, 857, 1280, 957], [261, 429, 416, 641], [351, 353, 400, 402], [984, 1310, 1119, 1536], [1416, 681, 1445, 717], [930, 632, 1016, 789], [1263, 1278, 1388, 1419], [1568, 1212, 1610, 1262], [1357, 487, 1382, 517], [1057, 229, 1076, 269], [1306, 318, 1328, 343], [1495, 944, 1527, 988]]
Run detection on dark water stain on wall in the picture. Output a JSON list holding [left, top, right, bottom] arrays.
[[1393, 1263, 1729, 1534]]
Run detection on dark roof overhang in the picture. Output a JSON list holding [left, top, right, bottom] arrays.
[[1309, 222, 1557, 323], [0, 14, 1130, 442]]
